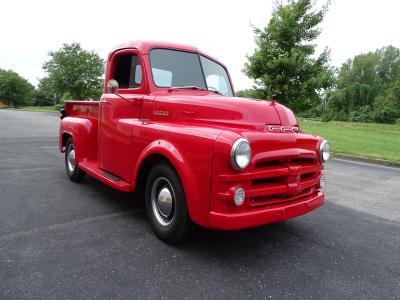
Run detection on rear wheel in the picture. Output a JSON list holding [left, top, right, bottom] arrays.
[[65, 137, 85, 182], [145, 163, 193, 244]]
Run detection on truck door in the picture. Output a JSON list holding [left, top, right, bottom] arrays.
[[99, 49, 144, 181]]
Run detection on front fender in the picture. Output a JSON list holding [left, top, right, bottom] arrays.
[[133, 139, 211, 227]]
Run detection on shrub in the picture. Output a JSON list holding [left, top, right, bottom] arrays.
[[320, 113, 332, 122], [372, 106, 398, 123], [297, 105, 324, 119], [349, 106, 374, 123]]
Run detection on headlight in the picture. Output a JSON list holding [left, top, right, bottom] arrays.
[[231, 138, 251, 170], [319, 140, 330, 163]]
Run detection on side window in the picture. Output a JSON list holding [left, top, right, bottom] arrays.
[[205, 74, 229, 95], [200, 55, 233, 96], [113, 53, 142, 89]]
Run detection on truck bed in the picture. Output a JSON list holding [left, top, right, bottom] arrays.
[[65, 101, 99, 119]]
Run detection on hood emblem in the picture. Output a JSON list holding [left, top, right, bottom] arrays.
[[266, 125, 299, 133], [153, 110, 169, 116]]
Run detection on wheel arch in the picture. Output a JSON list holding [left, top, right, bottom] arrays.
[[135, 153, 172, 193], [60, 132, 72, 152], [133, 140, 203, 226]]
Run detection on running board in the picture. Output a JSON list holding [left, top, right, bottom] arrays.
[[79, 161, 132, 192], [103, 171, 124, 181]]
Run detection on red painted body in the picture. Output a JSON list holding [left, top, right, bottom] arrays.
[[59, 41, 325, 230]]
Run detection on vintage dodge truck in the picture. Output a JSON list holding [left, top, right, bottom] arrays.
[[59, 41, 330, 244]]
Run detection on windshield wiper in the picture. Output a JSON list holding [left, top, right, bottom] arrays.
[[207, 87, 222, 95], [168, 86, 223, 95], [168, 86, 206, 91]]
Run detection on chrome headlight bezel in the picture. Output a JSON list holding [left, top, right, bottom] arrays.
[[319, 140, 330, 163], [230, 138, 251, 170]]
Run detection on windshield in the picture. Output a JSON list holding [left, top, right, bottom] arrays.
[[149, 48, 233, 96]]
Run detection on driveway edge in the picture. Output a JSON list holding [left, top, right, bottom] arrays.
[[332, 153, 400, 168]]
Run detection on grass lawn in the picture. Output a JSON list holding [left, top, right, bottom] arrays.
[[299, 118, 400, 164], [13, 106, 59, 112]]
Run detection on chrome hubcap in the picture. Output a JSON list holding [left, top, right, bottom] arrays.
[[158, 188, 173, 216], [151, 177, 175, 226], [67, 146, 76, 172]]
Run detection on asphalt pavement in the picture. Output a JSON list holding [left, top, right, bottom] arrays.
[[0, 109, 399, 299]]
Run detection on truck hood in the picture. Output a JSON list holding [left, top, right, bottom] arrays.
[[153, 94, 298, 130]]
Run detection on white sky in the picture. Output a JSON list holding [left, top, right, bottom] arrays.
[[0, 0, 399, 90]]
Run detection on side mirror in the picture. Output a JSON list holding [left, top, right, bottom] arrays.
[[272, 90, 282, 101], [60, 107, 67, 119], [107, 79, 119, 93]]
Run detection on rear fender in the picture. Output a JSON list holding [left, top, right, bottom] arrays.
[[59, 117, 98, 164]]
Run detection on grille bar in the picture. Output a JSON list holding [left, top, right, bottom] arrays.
[[249, 188, 315, 207], [218, 151, 322, 207], [219, 166, 288, 182]]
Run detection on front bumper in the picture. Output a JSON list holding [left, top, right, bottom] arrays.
[[209, 191, 324, 230]]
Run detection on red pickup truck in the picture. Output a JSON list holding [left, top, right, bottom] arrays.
[[59, 41, 330, 244]]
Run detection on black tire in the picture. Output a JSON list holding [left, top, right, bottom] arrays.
[[145, 163, 193, 244], [65, 137, 85, 182]]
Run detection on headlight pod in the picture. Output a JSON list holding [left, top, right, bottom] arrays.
[[320, 140, 330, 163], [231, 138, 251, 170]]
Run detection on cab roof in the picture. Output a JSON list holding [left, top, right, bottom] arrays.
[[109, 40, 199, 56], [107, 40, 230, 81]]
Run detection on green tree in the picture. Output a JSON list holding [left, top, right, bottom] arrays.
[[328, 46, 400, 123], [243, 0, 335, 112], [0, 69, 35, 107], [236, 88, 269, 99], [34, 76, 58, 106], [43, 43, 105, 100]]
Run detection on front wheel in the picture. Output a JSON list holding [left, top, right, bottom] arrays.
[[65, 137, 85, 182], [145, 163, 193, 244]]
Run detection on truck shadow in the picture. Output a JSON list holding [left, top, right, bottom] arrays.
[[83, 175, 145, 212], [178, 202, 400, 274], [82, 174, 400, 277]]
